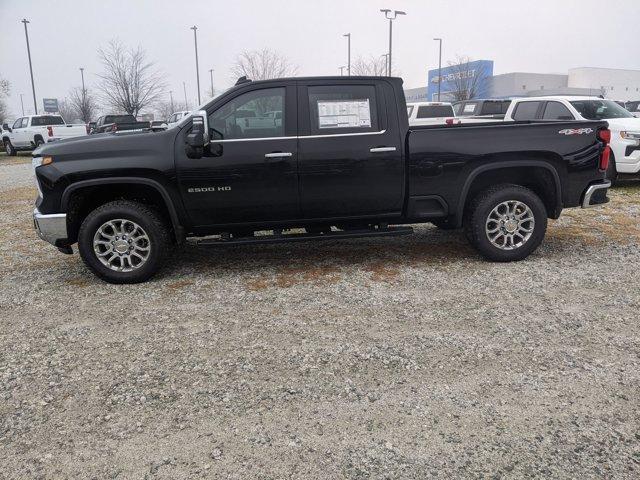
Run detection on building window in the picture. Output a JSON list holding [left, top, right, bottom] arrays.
[[611, 86, 614, 91], [522, 85, 526, 90], [540, 86, 544, 90]]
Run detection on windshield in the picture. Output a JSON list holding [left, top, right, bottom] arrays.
[[570, 100, 634, 120]]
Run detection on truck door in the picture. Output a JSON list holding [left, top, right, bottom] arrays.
[[176, 84, 299, 226], [297, 81, 404, 219], [11, 118, 28, 147]]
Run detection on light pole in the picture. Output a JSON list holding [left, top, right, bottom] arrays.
[[169, 90, 174, 112], [183, 82, 188, 109], [343, 33, 351, 76], [190, 26, 201, 105], [433, 38, 442, 101], [381, 53, 389, 76], [339, 66, 346, 76], [209, 68, 214, 98], [380, 9, 406, 77], [20, 94, 25, 115], [21, 19, 37, 114]]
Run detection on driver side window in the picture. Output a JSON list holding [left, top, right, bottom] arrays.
[[208, 88, 285, 140], [13, 118, 24, 129]]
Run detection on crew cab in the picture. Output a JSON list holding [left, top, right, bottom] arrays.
[[90, 115, 150, 134], [407, 102, 456, 126], [3, 115, 87, 155], [504, 96, 640, 179], [31, 76, 612, 283]]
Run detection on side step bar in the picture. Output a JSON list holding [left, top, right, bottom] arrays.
[[196, 226, 414, 247]]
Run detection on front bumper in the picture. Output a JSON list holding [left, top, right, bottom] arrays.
[[581, 180, 611, 208], [33, 208, 68, 246]]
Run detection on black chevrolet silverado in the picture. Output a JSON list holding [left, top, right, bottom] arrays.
[[32, 76, 612, 283]]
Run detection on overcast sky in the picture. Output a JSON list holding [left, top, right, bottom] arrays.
[[1, 0, 639, 118]]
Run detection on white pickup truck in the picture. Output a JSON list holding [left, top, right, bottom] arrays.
[[406, 102, 456, 126], [504, 96, 640, 180], [2, 115, 88, 155]]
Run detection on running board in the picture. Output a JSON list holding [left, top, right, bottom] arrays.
[[196, 226, 414, 247]]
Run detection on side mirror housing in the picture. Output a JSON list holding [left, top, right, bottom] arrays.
[[185, 110, 209, 159], [2, 123, 10, 132]]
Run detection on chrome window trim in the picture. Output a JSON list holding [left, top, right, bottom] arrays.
[[211, 130, 387, 143]]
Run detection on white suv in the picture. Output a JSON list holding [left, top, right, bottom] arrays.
[[505, 96, 640, 179], [406, 102, 456, 126]]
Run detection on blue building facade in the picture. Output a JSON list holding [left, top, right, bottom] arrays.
[[427, 60, 494, 101]]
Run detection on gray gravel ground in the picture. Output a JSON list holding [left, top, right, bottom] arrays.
[[1, 155, 639, 479]]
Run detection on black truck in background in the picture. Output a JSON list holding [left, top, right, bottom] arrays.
[[89, 114, 150, 134], [32, 76, 611, 283]]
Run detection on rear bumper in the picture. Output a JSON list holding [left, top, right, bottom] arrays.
[[581, 180, 611, 208], [33, 208, 68, 246]]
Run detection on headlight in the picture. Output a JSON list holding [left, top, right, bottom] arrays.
[[31, 155, 53, 169], [620, 131, 640, 141]]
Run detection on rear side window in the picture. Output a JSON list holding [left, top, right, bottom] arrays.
[[512, 101, 541, 121], [307, 85, 378, 135], [500, 101, 512, 114], [479, 102, 503, 115], [542, 102, 574, 120], [31, 116, 64, 126], [416, 105, 454, 118], [407, 105, 414, 118]]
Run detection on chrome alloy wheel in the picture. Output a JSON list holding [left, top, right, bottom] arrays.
[[93, 219, 151, 272], [485, 200, 535, 251]]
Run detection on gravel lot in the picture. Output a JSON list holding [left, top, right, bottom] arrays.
[[1, 154, 639, 479]]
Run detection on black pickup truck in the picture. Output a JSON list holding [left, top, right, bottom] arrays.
[[90, 114, 151, 134], [32, 76, 612, 283]]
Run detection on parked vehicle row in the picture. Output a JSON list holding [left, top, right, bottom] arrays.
[[504, 96, 640, 179], [2, 115, 88, 155], [31, 75, 611, 284], [89, 115, 150, 134]]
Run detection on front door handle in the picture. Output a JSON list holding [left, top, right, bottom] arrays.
[[265, 152, 293, 158], [370, 147, 397, 153]]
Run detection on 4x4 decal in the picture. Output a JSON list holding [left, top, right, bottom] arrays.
[[558, 128, 594, 136]]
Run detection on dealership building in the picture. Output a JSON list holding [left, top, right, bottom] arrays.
[[405, 63, 640, 103]]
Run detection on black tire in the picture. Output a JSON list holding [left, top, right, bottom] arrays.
[[463, 184, 547, 262], [431, 218, 459, 230], [34, 137, 45, 148], [4, 140, 16, 156], [78, 200, 170, 284], [605, 152, 617, 185]]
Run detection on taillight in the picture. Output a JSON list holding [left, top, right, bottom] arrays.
[[47, 126, 53, 137], [598, 128, 611, 171], [598, 128, 611, 144]]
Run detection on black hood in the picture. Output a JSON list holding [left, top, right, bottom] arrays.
[[33, 129, 177, 160]]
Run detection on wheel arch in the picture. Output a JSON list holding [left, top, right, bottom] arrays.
[[62, 178, 184, 243], [455, 161, 562, 228]]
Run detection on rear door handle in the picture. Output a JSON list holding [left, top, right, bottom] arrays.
[[265, 152, 293, 158], [369, 147, 397, 153]]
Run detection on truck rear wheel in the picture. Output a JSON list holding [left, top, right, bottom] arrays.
[[464, 184, 547, 262], [78, 200, 170, 283]]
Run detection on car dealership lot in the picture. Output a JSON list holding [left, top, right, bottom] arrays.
[[1, 156, 639, 478]]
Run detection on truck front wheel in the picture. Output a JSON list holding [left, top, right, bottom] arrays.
[[4, 140, 16, 156], [78, 200, 170, 283], [464, 184, 547, 262]]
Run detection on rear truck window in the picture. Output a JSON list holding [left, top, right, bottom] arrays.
[[31, 116, 65, 126], [416, 105, 454, 118], [308, 85, 378, 134], [407, 105, 414, 117], [479, 102, 503, 116]]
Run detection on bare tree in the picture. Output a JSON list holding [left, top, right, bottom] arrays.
[[351, 55, 388, 76], [97, 40, 165, 116], [231, 49, 298, 81], [56, 99, 78, 124], [446, 55, 490, 101], [68, 87, 98, 123], [0, 77, 10, 124]]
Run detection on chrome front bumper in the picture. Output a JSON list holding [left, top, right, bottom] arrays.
[[33, 208, 68, 246], [581, 180, 612, 208]]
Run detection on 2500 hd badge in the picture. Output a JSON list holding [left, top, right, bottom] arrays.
[[187, 186, 232, 193]]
